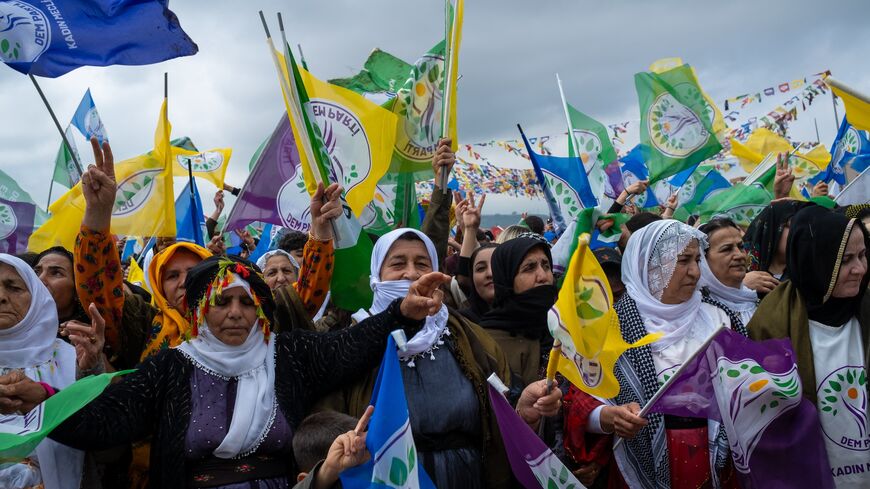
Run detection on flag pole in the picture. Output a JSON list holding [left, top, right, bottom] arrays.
[[437, 0, 457, 194], [29, 74, 84, 175], [556, 73, 576, 158], [46, 179, 53, 210], [297, 43, 309, 71]]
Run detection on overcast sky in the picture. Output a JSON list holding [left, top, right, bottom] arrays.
[[1, 0, 868, 216]]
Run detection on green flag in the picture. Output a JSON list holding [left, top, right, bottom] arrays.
[[0, 371, 129, 463], [330, 49, 414, 99], [697, 184, 771, 227], [0, 170, 48, 225], [565, 103, 618, 201], [283, 44, 375, 311], [635, 64, 722, 184], [51, 127, 82, 190]]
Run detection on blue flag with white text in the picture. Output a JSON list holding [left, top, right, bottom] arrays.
[[71, 89, 107, 143], [340, 335, 436, 489], [809, 117, 870, 193], [0, 0, 197, 78]]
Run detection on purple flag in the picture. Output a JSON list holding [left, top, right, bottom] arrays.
[[487, 383, 586, 489], [224, 115, 311, 233], [0, 198, 36, 254], [647, 328, 834, 489]]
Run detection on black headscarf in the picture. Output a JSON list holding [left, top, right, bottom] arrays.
[[744, 200, 813, 274], [184, 255, 276, 328], [459, 243, 498, 324], [788, 205, 870, 327], [36, 246, 88, 324], [480, 236, 557, 337]]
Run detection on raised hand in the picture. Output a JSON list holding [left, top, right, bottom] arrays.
[[213, 190, 225, 214], [310, 182, 344, 241], [81, 137, 117, 232], [400, 272, 451, 320], [207, 234, 226, 256], [454, 191, 486, 231], [625, 179, 649, 196], [62, 303, 106, 373], [811, 181, 829, 198], [433, 138, 455, 184], [773, 152, 795, 199], [317, 405, 374, 488]]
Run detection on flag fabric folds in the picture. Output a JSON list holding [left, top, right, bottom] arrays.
[[674, 166, 732, 217], [565, 103, 617, 207], [635, 64, 722, 184], [487, 380, 586, 489], [835, 166, 870, 205], [647, 328, 834, 489], [71, 89, 107, 143], [0, 197, 36, 254], [0, 371, 128, 463], [442, 0, 464, 154], [551, 234, 661, 398], [340, 335, 436, 489], [0, 0, 197, 77], [51, 126, 82, 190], [827, 77, 870, 132], [697, 183, 772, 227], [175, 179, 206, 247], [171, 146, 232, 189]]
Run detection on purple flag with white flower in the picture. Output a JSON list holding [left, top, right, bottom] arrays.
[[488, 383, 586, 489], [0, 198, 35, 254], [224, 114, 311, 234], [647, 328, 834, 489]]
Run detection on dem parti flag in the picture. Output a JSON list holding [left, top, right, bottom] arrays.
[[647, 327, 834, 489], [635, 63, 722, 184], [0, 0, 197, 77], [0, 197, 35, 253], [551, 234, 660, 398]]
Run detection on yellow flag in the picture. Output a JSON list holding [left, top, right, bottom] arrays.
[[443, 0, 464, 152], [551, 234, 661, 398], [27, 188, 83, 251], [827, 77, 870, 132], [171, 147, 232, 188], [275, 53, 398, 217], [126, 257, 147, 291], [650, 57, 726, 138]]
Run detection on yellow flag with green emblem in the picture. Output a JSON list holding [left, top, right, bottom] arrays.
[[550, 234, 661, 398], [171, 147, 232, 188]]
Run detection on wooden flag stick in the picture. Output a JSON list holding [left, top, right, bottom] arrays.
[[29, 74, 84, 175]]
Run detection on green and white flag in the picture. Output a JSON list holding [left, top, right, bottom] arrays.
[[697, 184, 771, 227], [51, 126, 82, 190], [0, 169, 48, 226], [565, 102, 617, 203], [636, 64, 722, 184], [0, 371, 128, 463], [330, 49, 414, 106]]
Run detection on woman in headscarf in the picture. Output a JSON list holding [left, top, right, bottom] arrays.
[[742, 199, 813, 295], [320, 228, 562, 489], [748, 205, 869, 488], [565, 220, 747, 489], [0, 255, 450, 489], [256, 250, 299, 290], [458, 243, 498, 324], [479, 233, 558, 387], [34, 247, 88, 325], [699, 218, 759, 326], [0, 255, 86, 489]]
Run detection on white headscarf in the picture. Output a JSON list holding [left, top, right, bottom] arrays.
[[351, 228, 449, 362], [255, 249, 299, 273], [621, 220, 717, 349], [0, 254, 83, 489], [176, 275, 276, 459], [699, 258, 758, 326]]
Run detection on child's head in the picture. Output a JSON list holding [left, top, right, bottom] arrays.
[[293, 410, 359, 481]]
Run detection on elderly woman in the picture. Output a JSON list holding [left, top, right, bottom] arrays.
[[749, 206, 869, 488], [0, 254, 103, 489], [479, 234, 558, 387], [257, 250, 299, 290], [321, 228, 561, 489], [698, 218, 759, 326], [0, 255, 449, 489], [564, 220, 746, 489]]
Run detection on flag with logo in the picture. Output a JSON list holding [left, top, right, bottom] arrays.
[[126, 257, 146, 290], [172, 146, 232, 189], [0, 371, 128, 463], [51, 126, 82, 190], [0, 0, 197, 78], [743, 149, 829, 200], [71, 89, 107, 143], [650, 58, 726, 138], [340, 335, 436, 489], [827, 77, 870, 132], [551, 234, 661, 398], [275, 47, 375, 311], [0, 197, 35, 254], [647, 328, 834, 489], [673, 166, 731, 218], [810, 116, 870, 188], [564, 103, 617, 207], [618, 144, 693, 210], [635, 64, 722, 184], [519, 127, 597, 233], [487, 378, 587, 489], [696, 183, 771, 227]]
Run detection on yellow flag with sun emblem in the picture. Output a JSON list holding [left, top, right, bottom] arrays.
[[550, 234, 661, 398], [171, 147, 232, 188]]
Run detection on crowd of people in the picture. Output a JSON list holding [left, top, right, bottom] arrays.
[[0, 135, 867, 489]]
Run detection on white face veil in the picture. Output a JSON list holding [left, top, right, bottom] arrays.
[[352, 228, 449, 364]]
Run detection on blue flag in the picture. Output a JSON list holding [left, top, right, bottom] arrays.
[[340, 335, 436, 489], [619, 144, 695, 209], [247, 223, 273, 265], [519, 126, 596, 234], [0, 0, 197, 78], [809, 117, 870, 194], [71, 89, 107, 143], [175, 181, 205, 247]]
